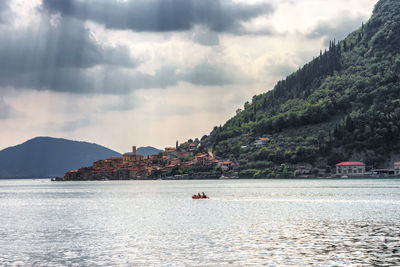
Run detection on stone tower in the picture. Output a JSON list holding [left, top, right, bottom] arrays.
[[132, 146, 136, 155]]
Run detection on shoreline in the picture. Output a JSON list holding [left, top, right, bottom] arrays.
[[48, 175, 400, 181], [3, 176, 400, 181]]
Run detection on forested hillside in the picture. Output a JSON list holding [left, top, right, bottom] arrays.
[[199, 0, 400, 177]]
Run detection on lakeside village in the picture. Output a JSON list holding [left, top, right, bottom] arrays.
[[63, 141, 236, 181], [61, 139, 400, 181]]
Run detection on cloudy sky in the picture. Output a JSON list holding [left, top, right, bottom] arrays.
[[0, 0, 377, 152]]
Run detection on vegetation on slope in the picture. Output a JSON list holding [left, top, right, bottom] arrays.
[[199, 0, 400, 176]]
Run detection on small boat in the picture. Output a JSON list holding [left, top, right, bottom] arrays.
[[192, 194, 209, 199]]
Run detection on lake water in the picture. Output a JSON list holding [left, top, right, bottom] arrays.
[[0, 179, 400, 266]]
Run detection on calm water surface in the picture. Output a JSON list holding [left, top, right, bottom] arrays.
[[1, 179, 400, 266]]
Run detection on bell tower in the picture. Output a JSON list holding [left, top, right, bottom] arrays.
[[132, 146, 136, 155]]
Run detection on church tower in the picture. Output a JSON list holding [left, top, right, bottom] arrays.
[[132, 146, 136, 155]]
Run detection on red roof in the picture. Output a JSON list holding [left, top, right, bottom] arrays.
[[336, 162, 365, 166], [165, 164, 176, 168]]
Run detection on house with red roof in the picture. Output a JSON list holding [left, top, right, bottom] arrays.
[[165, 147, 176, 153], [171, 158, 181, 166], [336, 162, 366, 176], [254, 137, 270, 148], [218, 161, 234, 171], [207, 157, 219, 167], [182, 161, 194, 167], [165, 147, 177, 160], [194, 154, 208, 166], [149, 155, 158, 161]]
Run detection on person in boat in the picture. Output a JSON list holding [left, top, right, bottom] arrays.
[[197, 193, 202, 198], [201, 192, 207, 198]]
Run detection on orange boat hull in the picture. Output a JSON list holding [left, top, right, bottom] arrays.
[[192, 195, 209, 199]]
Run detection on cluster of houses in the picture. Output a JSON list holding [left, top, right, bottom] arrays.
[[64, 142, 234, 181], [163, 143, 234, 171]]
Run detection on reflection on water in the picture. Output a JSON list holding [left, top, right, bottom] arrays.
[[0, 179, 400, 266]]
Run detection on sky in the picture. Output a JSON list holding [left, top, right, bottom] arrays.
[[0, 0, 377, 153]]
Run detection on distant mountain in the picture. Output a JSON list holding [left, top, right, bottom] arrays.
[[0, 137, 121, 178], [198, 0, 400, 175], [136, 146, 163, 157]]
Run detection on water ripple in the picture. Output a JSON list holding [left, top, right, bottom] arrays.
[[0, 179, 400, 266]]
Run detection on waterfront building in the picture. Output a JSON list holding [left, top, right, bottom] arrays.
[[336, 162, 366, 175]]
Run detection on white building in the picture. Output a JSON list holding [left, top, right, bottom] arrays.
[[336, 162, 366, 175]]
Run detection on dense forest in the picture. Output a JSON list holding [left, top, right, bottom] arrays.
[[198, 0, 400, 177]]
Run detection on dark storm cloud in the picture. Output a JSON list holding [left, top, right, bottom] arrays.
[[0, 4, 251, 95], [0, 61, 249, 94], [0, 65, 179, 94], [307, 13, 367, 44], [41, 0, 274, 34], [0, 16, 141, 94], [0, 17, 137, 73], [0, 15, 248, 95]]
